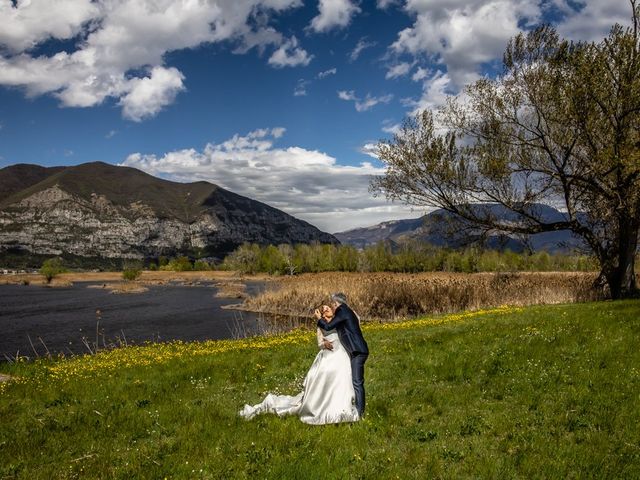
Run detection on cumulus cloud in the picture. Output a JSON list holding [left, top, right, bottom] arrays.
[[119, 66, 185, 122], [121, 128, 418, 232], [338, 90, 393, 112], [391, 0, 540, 88], [349, 37, 377, 61], [382, 0, 630, 137], [268, 36, 313, 67], [310, 0, 361, 33], [0, 0, 99, 53], [555, 0, 632, 41], [389, 1, 630, 91], [0, 0, 307, 120]]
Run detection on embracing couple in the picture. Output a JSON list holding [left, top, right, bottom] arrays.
[[239, 293, 369, 425]]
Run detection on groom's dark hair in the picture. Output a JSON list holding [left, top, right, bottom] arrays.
[[331, 292, 347, 305]]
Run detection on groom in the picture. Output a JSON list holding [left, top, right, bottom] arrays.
[[315, 293, 369, 417]]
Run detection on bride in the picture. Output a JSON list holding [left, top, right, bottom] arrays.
[[239, 305, 360, 425]]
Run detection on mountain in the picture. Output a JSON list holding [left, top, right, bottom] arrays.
[[0, 164, 66, 203], [0, 162, 337, 264], [334, 204, 585, 253]]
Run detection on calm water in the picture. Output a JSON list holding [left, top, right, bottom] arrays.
[[0, 281, 267, 360]]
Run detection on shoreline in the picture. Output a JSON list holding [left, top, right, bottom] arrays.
[[0, 270, 273, 285]]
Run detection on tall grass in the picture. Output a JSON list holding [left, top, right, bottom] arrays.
[[241, 271, 603, 320]]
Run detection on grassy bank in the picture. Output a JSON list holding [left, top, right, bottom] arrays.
[[1, 301, 639, 478], [242, 271, 603, 320]]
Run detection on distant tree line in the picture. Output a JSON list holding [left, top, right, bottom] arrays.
[[147, 256, 214, 272], [220, 242, 599, 275], [34, 242, 611, 279]]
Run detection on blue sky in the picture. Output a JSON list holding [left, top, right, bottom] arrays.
[[0, 0, 631, 232]]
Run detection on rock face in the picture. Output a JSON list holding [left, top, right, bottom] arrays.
[[0, 162, 337, 261]]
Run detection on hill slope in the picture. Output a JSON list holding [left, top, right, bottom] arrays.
[[0, 162, 337, 263]]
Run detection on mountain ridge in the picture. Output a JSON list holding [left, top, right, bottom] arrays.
[[0, 162, 337, 264], [334, 205, 585, 253]]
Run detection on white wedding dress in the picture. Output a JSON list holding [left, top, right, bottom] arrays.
[[239, 328, 360, 425]]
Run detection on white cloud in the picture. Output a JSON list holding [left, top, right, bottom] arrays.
[[555, 0, 632, 41], [377, 0, 398, 9], [271, 127, 286, 138], [356, 94, 393, 112], [359, 143, 379, 159], [407, 70, 452, 116], [119, 66, 185, 122], [317, 67, 337, 79], [105, 129, 117, 139], [268, 36, 313, 68], [294, 79, 309, 96], [310, 0, 361, 33], [338, 90, 357, 101], [0, 0, 305, 120], [381, 119, 401, 135], [338, 90, 393, 112], [391, 0, 541, 88], [411, 66, 429, 82], [380, 70, 456, 139], [388, 1, 632, 90], [0, 0, 99, 53], [121, 128, 418, 232], [349, 37, 377, 61], [386, 61, 414, 79]]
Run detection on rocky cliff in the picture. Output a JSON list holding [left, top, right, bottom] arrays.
[[0, 162, 337, 262]]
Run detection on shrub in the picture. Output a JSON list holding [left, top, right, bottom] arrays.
[[122, 261, 143, 281], [193, 260, 212, 271], [39, 258, 66, 283], [169, 256, 193, 271]]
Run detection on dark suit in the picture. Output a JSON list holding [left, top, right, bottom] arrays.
[[317, 303, 369, 416]]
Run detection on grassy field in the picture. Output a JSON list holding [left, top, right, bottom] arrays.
[[1, 300, 639, 479]]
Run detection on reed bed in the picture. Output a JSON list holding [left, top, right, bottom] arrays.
[[241, 271, 603, 321], [214, 281, 248, 299]]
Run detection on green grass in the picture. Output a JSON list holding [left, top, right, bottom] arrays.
[[1, 301, 639, 479]]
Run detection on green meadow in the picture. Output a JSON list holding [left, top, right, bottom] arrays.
[[1, 301, 639, 479]]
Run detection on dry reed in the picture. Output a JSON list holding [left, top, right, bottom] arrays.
[[241, 271, 603, 321], [214, 281, 248, 299]]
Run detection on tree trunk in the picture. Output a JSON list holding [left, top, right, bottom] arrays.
[[603, 218, 639, 299]]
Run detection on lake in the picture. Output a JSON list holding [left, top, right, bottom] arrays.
[[0, 281, 269, 360]]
